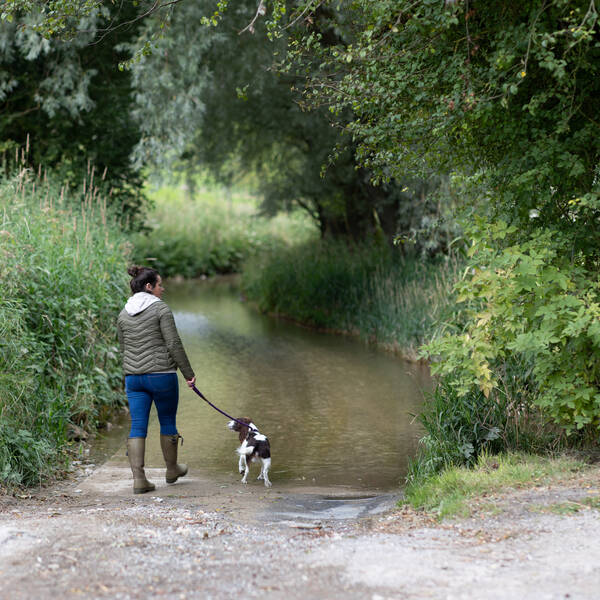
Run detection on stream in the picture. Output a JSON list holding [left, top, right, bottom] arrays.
[[97, 276, 431, 492]]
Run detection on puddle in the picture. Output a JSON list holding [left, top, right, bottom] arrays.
[[266, 493, 400, 522]]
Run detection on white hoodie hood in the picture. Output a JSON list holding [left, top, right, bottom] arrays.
[[124, 292, 161, 316]]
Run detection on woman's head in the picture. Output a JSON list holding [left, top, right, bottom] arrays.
[[128, 265, 164, 298]]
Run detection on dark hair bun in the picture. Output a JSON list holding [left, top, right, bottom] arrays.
[[127, 265, 159, 294]]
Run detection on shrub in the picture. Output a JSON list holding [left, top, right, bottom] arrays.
[[407, 219, 600, 489], [0, 167, 129, 487], [424, 220, 600, 434], [405, 363, 561, 487]]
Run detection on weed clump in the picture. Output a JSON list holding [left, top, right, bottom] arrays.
[[0, 167, 129, 488]]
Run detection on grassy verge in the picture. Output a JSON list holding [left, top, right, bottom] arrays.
[[242, 240, 461, 359], [0, 167, 129, 489], [131, 182, 317, 277], [403, 452, 589, 520]]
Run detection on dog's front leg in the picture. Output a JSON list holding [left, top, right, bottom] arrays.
[[238, 452, 246, 475], [241, 456, 249, 484]]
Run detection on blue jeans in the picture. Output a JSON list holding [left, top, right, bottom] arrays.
[[125, 373, 179, 438]]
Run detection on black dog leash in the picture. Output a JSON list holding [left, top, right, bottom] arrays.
[[190, 384, 257, 431]]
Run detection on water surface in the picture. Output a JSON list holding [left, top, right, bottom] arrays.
[[141, 277, 430, 491]]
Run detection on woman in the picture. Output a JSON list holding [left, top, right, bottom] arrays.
[[117, 265, 196, 494]]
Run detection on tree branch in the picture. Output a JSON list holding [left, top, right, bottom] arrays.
[[238, 0, 266, 35]]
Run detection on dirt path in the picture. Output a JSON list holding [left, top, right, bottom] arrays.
[[2, 449, 600, 599]]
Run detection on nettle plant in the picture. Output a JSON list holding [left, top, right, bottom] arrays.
[[425, 219, 600, 433]]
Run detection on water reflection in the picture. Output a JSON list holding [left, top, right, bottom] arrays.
[[142, 277, 430, 491]]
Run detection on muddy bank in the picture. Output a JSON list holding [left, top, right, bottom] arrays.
[[2, 453, 600, 599]]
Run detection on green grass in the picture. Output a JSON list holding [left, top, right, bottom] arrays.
[[0, 167, 129, 488], [131, 182, 317, 277], [241, 240, 461, 358], [403, 452, 588, 520]]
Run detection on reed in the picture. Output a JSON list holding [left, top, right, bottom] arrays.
[[0, 164, 129, 488], [241, 240, 461, 359]]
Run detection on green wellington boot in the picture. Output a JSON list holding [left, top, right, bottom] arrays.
[[126, 437, 156, 494], [160, 434, 188, 484]]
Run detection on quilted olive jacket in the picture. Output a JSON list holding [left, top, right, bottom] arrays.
[[117, 299, 195, 381]]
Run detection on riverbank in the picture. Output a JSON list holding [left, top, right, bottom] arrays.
[[241, 242, 461, 362], [2, 451, 600, 599]]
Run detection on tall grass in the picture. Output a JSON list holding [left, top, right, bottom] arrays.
[[0, 165, 129, 488], [242, 240, 461, 358], [131, 183, 317, 277]]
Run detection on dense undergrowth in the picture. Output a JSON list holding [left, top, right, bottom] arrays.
[[406, 220, 600, 493], [404, 372, 566, 490], [242, 240, 461, 359], [0, 168, 128, 488], [131, 183, 317, 277]]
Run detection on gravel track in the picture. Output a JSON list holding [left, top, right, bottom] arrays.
[[2, 454, 600, 599]]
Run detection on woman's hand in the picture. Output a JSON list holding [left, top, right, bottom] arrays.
[[186, 376, 196, 388]]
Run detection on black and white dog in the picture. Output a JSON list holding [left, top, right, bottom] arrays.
[[227, 418, 272, 487]]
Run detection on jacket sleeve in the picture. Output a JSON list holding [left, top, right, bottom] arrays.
[[158, 305, 195, 381]]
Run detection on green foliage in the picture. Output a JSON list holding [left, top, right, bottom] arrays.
[[406, 364, 558, 486], [275, 1, 600, 465], [128, 0, 449, 246], [0, 1, 102, 38], [0, 3, 146, 223], [242, 240, 460, 356], [289, 1, 600, 205], [425, 220, 600, 433], [404, 451, 587, 519], [0, 167, 129, 487], [130, 181, 317, 278], [409, 382, 508, 477]]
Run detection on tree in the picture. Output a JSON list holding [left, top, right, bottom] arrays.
[[288, 1, 600, 244], [1, 0, 457, 246], [0, 3, 146, 221], [129, 0, 448, 246], [284, 0, 600, 432]]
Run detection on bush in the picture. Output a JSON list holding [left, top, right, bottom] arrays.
[[424, 221, 600, 434], [405, 365, 561, 487], [407, 219, 600, 488], [0, 167, 129, 487]]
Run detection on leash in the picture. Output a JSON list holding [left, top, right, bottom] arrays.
[[190, 384, 257, 431]]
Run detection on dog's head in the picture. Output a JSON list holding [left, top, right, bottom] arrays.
[[228, 417, 254, 443], [227, 417, 253, 432]]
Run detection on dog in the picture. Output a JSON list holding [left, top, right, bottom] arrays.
[[227, 417, 272, 487]]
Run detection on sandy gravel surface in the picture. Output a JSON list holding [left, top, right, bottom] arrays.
[[2, 452, 600, 600]]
